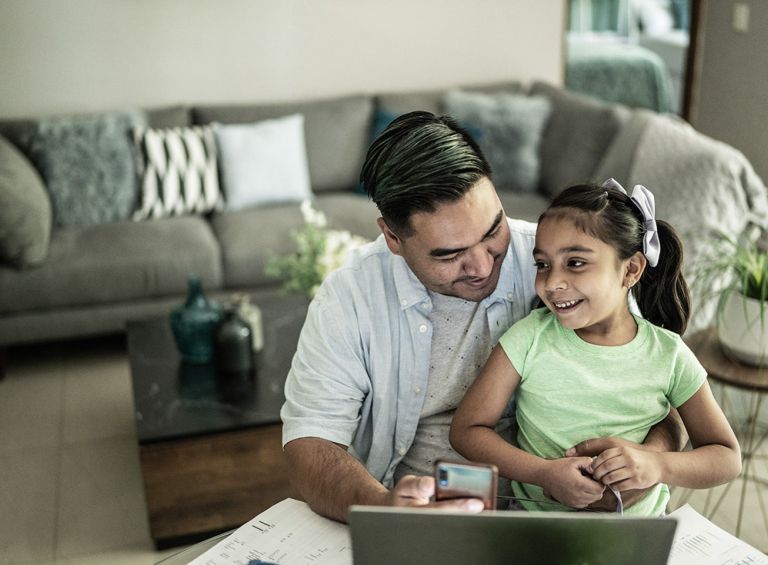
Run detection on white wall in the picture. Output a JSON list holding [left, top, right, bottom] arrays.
[[689, 0, 768, 183], [0, 0, 565, 118]]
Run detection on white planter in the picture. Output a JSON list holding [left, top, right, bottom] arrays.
[[717, 292, 768, 366]]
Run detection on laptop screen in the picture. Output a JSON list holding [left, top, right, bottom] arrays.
[[349, 506, 676, 565]]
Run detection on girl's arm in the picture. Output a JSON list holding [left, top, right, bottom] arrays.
[[590, 380, 741, 490], [450, 345, 605, 508]]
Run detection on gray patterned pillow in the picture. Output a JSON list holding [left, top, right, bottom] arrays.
[[444, 90, 551, 193], [21, 110, 144, 228]]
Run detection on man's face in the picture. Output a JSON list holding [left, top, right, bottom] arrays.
[[379, 177, 510, 302]]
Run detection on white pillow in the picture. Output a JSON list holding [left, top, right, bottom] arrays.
[[215, 114, 312, 211]]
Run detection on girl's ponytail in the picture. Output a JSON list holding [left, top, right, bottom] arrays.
[[633, 220, 691, 335]]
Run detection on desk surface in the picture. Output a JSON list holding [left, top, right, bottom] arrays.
[[687, 328, 768, 392]]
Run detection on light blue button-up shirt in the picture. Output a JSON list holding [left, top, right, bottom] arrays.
[[281, 218, 539, 488]]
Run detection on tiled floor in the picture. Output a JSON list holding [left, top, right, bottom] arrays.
[[1, 336, 766, 564], [0, 337, 184, 565]]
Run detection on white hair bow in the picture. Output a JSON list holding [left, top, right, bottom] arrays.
[[601, 178, 660, 268]]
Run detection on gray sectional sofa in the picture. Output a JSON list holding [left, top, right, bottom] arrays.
[[1, 80, 766, 358]]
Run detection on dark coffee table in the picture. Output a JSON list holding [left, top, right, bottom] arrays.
[[127, 293, 309, 548]]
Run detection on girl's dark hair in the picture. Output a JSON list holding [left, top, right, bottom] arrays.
[[540, 183, 690, 335], [360, 111, 491, 237]]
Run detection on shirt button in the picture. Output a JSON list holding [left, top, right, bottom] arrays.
[[414, 386, 421, 394], [398, 446, 407, 456], [507, 292, 513, 300], [421, 301, 429, 308], [419, 324, 427, 333], [401, 299, 408, 306]]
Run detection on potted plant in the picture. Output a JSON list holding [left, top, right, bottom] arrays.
[[693, 230, 768, 366]]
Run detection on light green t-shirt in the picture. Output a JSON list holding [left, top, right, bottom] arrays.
[[499, 308, 707, 516]]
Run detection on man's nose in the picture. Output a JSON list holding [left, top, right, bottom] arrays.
[[464, 246, 494, 279]]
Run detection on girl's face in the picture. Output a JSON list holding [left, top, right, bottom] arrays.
[[533, 215, 643, 344]]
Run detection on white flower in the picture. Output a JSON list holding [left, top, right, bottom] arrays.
[[300, 199, 327, 228], [317, 229, 368, 280]]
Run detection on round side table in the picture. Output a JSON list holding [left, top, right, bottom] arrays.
[[684, 327, 768, 540]]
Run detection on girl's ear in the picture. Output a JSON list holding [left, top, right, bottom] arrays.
[[624, 251, 647, 288]]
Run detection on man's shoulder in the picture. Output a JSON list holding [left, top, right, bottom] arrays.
[[506, 216, 538, 236], [506, 217, 537, 251], [316, 235, 396, 298]]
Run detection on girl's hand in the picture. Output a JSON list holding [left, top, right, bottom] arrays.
[[589, 446, 663, 491], [542, 457, 605, 508]]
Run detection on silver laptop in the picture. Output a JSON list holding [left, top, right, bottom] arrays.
[[349, 505, 677, 565]]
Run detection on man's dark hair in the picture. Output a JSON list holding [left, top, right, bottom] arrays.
[[360, 111, 492, 237]]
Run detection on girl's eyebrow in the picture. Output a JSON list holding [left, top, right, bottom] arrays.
[[532, 245, 595, 255]]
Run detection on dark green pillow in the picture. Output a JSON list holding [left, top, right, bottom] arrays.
[[0, 134, 51, 267], [21, 110, 144, 227]]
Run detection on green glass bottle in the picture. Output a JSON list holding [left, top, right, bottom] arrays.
[[169, 275, 222, 364]]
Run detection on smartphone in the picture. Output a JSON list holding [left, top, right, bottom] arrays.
[[433, 459, 498, 510]]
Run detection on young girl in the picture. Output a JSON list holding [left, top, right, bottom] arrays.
[[450, 179, 741, 516]]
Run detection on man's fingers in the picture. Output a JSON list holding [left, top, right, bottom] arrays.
[[393, 474, 434, 503], [568, 437, 613, 457], [431, 498, 484, 513]]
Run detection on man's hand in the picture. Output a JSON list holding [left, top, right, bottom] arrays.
[[540, 457, 605, 509], [391, 475, 484, 512]]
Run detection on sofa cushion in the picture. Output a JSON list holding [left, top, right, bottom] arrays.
[[0, 216, 222, 314], [215, 114, 312, 210], [211, 194, 380, 289], [530, 81, 628, 198], [444, 90, 551, 193], [145, 105, 191, 128], [20, 110, 145, 228], [193, 94, 373, 193], [132, 124, 223, 220], [376, 81, 526, 116], [0, 134, 52, 268]]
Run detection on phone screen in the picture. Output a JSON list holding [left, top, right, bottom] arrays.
[[434, 460, 498, 510]]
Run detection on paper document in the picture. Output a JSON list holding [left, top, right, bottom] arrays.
[[668, 504, 768, 565], [187, 498, 352, 565], [187, 499, 766, 565]]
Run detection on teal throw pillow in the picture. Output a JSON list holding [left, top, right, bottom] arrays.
[[0, 134, 51, 267], [21, 110, 144, 228], [444, 90, 551, 193]]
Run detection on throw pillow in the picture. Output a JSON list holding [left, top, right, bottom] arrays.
[[0, 134, 52, 268], [132, 125, 223, 220], [215, 114, 312, 211], [444, 90, 551, 193], [21, 110, 144, 228], [356, 108, 400, 194]]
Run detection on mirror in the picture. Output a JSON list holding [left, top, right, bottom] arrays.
[[564, 0, 693, 117]]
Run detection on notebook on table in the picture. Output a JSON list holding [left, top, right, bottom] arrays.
[[348, 505, 677, 565]]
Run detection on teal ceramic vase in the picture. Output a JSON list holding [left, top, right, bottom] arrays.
[[170, 275, 222, 364]]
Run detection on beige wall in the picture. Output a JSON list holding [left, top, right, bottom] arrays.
[[0, 0, 565, 118], [690, 0, 768, 183]]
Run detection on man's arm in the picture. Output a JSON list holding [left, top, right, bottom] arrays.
[[284, 438, 390, 522], [284, 437, 484, 523], [567, 408, 688, 510]]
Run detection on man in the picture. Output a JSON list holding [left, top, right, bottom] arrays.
[[281, 111, 683, 522]]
